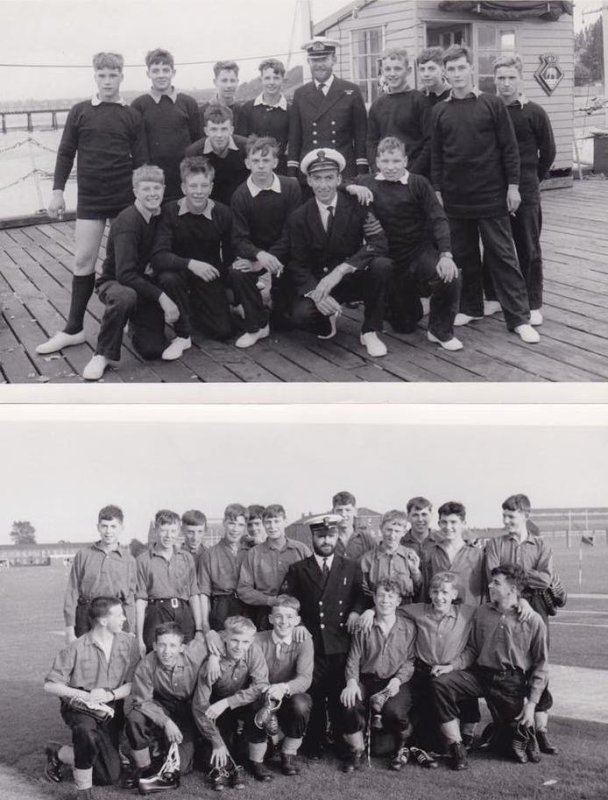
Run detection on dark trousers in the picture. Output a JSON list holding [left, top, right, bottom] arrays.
[[340, 674, 412, 739], [306, 653, 347, 746], [126, 699, 195, 773], [290, 257, 393, 336], [484, 203, 543, 310], [209, 595, 247, 632], [143, 600, 195, 653], [61, 701, 123, 785], [155, 270, 232, 341], [75, 598, 134, 638], [449, 215, 530, 329], [247, 693, 313, 743], [396, 246, 461, 341], [96, 281, 166, 361], [229, 269, 294, 333], [410, 666, 480, 749]]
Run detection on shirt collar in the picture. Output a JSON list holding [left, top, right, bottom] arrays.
[[149, 86, 178, 104], [253, 92, 288, 110], [315, 196, 337, 216], [91, 94, 127, 106], [375, 170, 409, 185], [92, 541, 121, 555], [247, 174, 281, 197], [134, 199, 161, 223], [203, 136, 239, 155], [314, 74, 334, 91], [314, 553, 334, 571], [177, 196, 215, 219], [271, 630, 293, 647], [447, 86, 482, 101], [509, 92, 529, 107], [423, 81, 451, 97], [429, 603, 457, 620]]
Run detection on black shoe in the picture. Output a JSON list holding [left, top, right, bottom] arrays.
[[341, 749, 363, 773], [449, 742, 468, 771], [280, 754, 300, 776], [390, 745, 410, 771], [208, 767, 228, 792], [511, 725, 529, 764], [248, 760, 273, 782], [44, 744, 63, 783], [138, 769, 180, 794], [371, 713, 384, 730], [123, 766, 155, 790], [526, 728, 541, 764], [228, 764, 246, 789], [461, 733, 474, 751], [536, 730, 558, 755], [409, 747, 439, 769]]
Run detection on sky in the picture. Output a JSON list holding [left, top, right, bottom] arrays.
[[0, 405, 606, 545], [0, 0, 600, 103]]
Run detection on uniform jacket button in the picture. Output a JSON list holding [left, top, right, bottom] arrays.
[[320, 623, 325, 629]]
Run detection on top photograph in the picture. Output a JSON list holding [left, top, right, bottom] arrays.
[[0, 0, 606, 387]]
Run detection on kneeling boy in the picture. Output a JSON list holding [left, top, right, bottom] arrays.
[[247, 595, 313, 780], [83, 165, 180, 380], [151, 156, 233, 360], [44, 597, 140, 798], [125, 622, 208, 787], [340, 580, 416, 773], [192, 616, 268, 790], [347, 136, 462, 350]]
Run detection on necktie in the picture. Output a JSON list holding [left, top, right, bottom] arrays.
[[322, 557, 330, 577], [326, 205, 334, 238], [317, 82, 326, 97]]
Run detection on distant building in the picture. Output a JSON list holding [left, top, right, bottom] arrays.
[[0, 541, 89, 567], [287, 507, 382, 547]]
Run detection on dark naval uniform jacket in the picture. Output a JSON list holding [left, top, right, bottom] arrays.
[[281, 554, 365, 656], [287, 77, 368, 177], [286, 192, 390, 296]]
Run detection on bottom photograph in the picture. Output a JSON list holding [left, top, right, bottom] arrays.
[[0, 406, 606, 800]]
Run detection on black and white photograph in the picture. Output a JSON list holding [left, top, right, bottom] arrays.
[[0, 404, 606, 800], [0, 0, 607, 389]]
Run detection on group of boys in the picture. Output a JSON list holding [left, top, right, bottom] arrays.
[[35, 37, 555, 379], [45, 491, 560, 798]]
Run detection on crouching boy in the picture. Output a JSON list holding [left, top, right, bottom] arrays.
[[43, 597, 140, 798], [340, 580, 416, 773], [83, 165, 180, 380], [247, 595, 313, 780], [192, 616, 268, 791]]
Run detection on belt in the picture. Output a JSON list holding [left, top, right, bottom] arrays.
[[78, 596, 122, 605], [149, 598, 187, 608], [477, 666, 524, 679]]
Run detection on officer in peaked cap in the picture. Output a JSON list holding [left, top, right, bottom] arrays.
[[299, 147, 346, 176], [287, 36, 369, 180], [308, 513, 343, 534]]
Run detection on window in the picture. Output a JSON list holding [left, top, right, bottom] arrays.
[[476, 24, 517, 92], [351, 26, 384, 105], [426, 22, 471, 49]]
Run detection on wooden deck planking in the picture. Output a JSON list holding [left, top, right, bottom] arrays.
[[1, 181, 608, 384]]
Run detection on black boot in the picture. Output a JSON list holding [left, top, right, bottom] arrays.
[[341, 748, 363, 773], [536, 730, 558, 755], [449, 741, 468, 771], [511, 724, 529, 764], [280, 754, 300, 776], [248, 760, 273, 782], [138, 768, 180, 793]]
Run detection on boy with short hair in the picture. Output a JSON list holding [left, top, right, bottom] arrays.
[[331, 490, 377, 560], [199, 503, 250, 639], [82, 165, 180, 381], [135, 509, 203, 654], [241, 59, 291, 173], [245, 505, 267, 547], [199, 60, 245, 135], [186, 105, 249, 205], [151, 156, 233, 360], [192, 615, 268, 790], [360, 510, 422, 604], [401, 496, 440, 558], [44, 597, 140, 798], [230, 136, 302, 348], [416, 47, 451, 106], [181, 509, 208, 560], [63, 505, 136, 643], [238, 504, 312, 629], [38, 52, 147, 357], [247, 595, 313, 780], [125, 622, 207, 788], [340, 580, 416, 773], [131, 48, 201, 202], [347, 136, 462, 349], [367, 48, 431, 175]]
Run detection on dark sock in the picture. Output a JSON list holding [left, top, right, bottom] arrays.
[[64, 274, 95, 334]]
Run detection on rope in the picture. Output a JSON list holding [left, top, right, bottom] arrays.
[[0, 168, 58, 193], [0, 136, 58, 156]]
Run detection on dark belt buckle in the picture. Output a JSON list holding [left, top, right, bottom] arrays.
[[171, 598, 179, 609]]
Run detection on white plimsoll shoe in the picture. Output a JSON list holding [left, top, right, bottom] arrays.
[[483, 300, 502, 316], [514, 324, 540, 344], [82, 354, 110, 381], [360, 331, 388, 357], [162, 336, 192, 361], [36, 330, 86, 354], [317, 311, 339, 340], [454, 313, 483, 327], [420, 297, 431, 317], [530, 309, 543, 326], [427, 331, 463, 351], [235, 325, 269, 349]]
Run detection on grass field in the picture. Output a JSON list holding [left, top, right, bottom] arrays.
[[1, 564, 607, 800]]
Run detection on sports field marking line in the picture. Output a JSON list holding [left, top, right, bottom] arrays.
[[552, 621, 608, 628]]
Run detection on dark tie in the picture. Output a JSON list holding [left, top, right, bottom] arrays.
[[317, 82, 326, 98], [326, 205, 334, 238], [322, 557, 329, 577]]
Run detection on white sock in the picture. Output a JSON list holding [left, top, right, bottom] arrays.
[[282, 737, 302, 756], [73, 767, 93, 790], [248, 742, 267, 763]]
